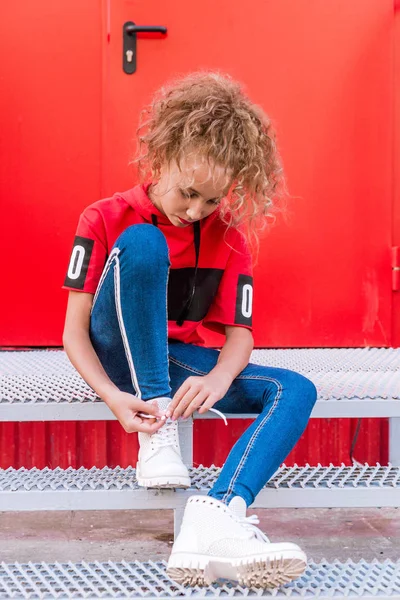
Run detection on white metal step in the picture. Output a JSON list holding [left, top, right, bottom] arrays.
[[0, 558, 399, 598], [1, 348, 400, 421], [1, 463, 399, 511]]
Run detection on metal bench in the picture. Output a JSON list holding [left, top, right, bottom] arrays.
[[1, 347, 399, 598]]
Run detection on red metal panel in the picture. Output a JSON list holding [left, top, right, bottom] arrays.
[[0, 418, 388, 469], [76, 422, 107, 468], [381, 419, 389, 464], [336, 420, 352, 465], [17, 423, 46, 469], [193, 418, 388, 468], [305, 419, 321, 464], [0, 424, 17, 468], [47, 423, 77, 469], [106, 421, 139, 468], [354, 418, 382, 465]]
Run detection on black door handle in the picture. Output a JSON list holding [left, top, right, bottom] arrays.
[[126, 24, 167, 35], [123, 21, 168, 74]]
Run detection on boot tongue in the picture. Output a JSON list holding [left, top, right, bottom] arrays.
[[228, 496, 247, 518], [148, 397, 172, 413]]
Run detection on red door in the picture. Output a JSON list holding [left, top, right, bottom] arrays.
[[0, 0, 394, 348]]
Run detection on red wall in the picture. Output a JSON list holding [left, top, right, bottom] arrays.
[[394, 0, 400, 348]]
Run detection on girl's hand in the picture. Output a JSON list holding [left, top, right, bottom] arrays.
[[167, 372, 232, 421], [107, 390, 166, 434]]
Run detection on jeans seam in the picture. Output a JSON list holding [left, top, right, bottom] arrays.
[[168, 356, 209, 376], [169, 355, 286, 382], [221, 376, 282, 504]]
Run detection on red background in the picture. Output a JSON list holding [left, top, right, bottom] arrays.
[[0, 0, 397, 468]]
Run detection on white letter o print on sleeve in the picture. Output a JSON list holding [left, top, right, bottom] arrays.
[[67, 245, 85, 280], [241, 283, 253, 318], [64, 235, 94, 289], [235, 275, 253, 326]]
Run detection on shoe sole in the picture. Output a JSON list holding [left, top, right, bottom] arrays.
[[136, 464, 191, 489], [166, 549, 307, 588]]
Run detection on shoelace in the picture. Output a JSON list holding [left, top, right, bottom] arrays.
[[150, 418, 180, 449], [206, 407, 228, 425], [138, 407, 228, 426], [141, 409, 228, 450], [235, 514, 271, 544]]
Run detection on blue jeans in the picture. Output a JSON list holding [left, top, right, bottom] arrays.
[[89, 224, 318, 507]]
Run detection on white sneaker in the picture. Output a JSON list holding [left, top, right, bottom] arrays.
[[136, 397, 191, 488], [167, 495, 307, 588]]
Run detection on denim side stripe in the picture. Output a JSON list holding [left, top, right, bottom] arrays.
[[90, 245, 141, 398], [113, 253, 141, 398], [91, 247, 120, 315]]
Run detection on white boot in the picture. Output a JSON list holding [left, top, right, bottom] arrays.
[[136, 397, 190, 488], [167, 494, 307, 588]]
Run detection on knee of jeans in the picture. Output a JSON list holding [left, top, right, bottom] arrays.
[[294, 372, 318, 412], [280, 370, 318, 415], [114, 224, 169, 265]]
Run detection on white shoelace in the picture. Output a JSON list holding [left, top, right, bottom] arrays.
[[140, 408, 228, 450], [138, 406, 228, 426], [235, 514, 271, 543], [151, 418, 178, 449], [206, 407, 228, 425]]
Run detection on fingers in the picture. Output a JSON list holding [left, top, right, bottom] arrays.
[[186, 391, 220, 418], [182, 390, 209, 419], [167, 380, 191, 417], [172, 388, 208, 420], [197, 396, 217, 414], [138, 400, 164, 418], [137, 411, 166, 422], [132, 415, 166, 434]]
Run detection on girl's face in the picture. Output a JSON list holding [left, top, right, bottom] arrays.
[[148, 153, 232, 227]]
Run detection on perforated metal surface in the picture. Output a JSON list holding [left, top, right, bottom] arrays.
[[243, 348, 400, 401], [1, 348, 399, 403], [0, 559, 399, 598], [0, 350, 99, 404], [249, 348, 400, 372], [1, 463, 400, 492], [1, 464, 399, 510]]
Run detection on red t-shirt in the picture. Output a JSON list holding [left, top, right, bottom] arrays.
[[62, 183, 253, 346]]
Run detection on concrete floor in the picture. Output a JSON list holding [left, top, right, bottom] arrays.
[[1, 507, 399, 564]]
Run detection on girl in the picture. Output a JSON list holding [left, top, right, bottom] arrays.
[[62, 71, 317, 589]]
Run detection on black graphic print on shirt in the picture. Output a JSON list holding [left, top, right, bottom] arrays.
[[63, 236, 94, 290], [235, 274, 253, 326], [168, 267, 224, 322]]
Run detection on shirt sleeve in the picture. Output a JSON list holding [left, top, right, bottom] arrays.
[[202, 231, 254, 336], [62, 206, 108, 294]]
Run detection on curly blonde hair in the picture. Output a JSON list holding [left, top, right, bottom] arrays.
[[130, 70, 289, 262]]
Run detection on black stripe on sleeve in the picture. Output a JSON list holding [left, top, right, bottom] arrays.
[[235, 274, 253, 326], [63, 236, 94, 290]]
